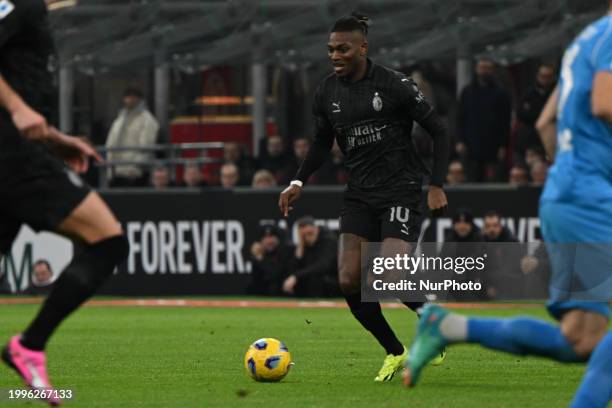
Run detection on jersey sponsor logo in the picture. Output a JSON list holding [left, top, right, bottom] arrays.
[[342, 123, 385, 150], [0, 0, 14, 19], [372, 92, 383, 112], [332, 101, 341, 113]]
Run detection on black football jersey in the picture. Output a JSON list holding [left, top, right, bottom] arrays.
[[0, 0, 55, 122], [311, 59, 434, 192]]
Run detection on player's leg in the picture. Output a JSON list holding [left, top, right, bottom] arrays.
[[571, 329, 612, 408], [1, 135, 128, 404], [339, 232, 405, 359], [19, 191, 128, 351]]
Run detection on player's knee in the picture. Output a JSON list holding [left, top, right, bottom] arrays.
[[561, 314, 608, 358], [71, 234, 129, 288]]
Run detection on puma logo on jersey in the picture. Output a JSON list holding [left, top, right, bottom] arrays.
[[332, 102, 341, 113]]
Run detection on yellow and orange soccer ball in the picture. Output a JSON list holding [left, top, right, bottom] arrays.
[[244, 338, 292, 382]]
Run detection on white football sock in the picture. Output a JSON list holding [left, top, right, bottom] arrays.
[[438, 313, 468, 342]]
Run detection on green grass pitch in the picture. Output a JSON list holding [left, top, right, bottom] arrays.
[[0, 301, 586, 407]]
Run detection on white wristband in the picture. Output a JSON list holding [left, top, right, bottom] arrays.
[[290, 180, 303, 188]]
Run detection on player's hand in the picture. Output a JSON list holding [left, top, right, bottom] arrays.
[[428, 185, 448, 218], [282, 275, 297, 295], [11, 103, 49, 140], [278, 184, 301, 217], [48, 127, 104, 173]]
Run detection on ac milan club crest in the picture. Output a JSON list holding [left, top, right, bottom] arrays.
[[372, 92, 382, 111]]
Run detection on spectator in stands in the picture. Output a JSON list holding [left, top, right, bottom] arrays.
[[181, 162, 207, 188], [106, 88, 159, 187], [220, 163, 240, 189], [259, 135, 293, 184], [482, 211, 521, 300], [457, 59, 512, 182], [252, 170, 277, 189], [520, 243, 550, 298], [483, 211, 518, 243], [316, 141, 347, 185], [446, 160, 466, 186], [439, 209, 486, 300], [283, 216, 338, 297], [530, 161, 548, 186], [287, 137, 311, 181], [150, 164, 173, 189], [223, 142, 256, 186], [525, 146, 546, 169], [516, 63, 556, 155], [247, 225, 294, 295], [24, 260, 54, 296], [509, 165, 529, 186]]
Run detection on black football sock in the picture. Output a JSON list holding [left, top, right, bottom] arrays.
[[345, 293, 404, 356], [20, 235, 129, 351], [403, 301, 425, 317]]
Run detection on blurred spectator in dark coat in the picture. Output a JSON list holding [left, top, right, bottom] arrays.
[[150, 164, 175, 189], [446, 160, 466, 186], [509, 165, 529, 186], [482, 211, 521, 299], [259, 135, 293, 184], [247, 225, 294, 295], [439, 209, 486, 300], [315, 141, 347, 185], [220, 163, 240, 189], [515, 64, 556, 156], [24, 260, 55, 296], [252, 169, 277, 189], [530, 161, 549, 186], [223, 142, 257, 186], [283, 216, 338, 297], [180, 162, 208, 188], [456, 59, 512, 182], [520, 243, 550, 299]]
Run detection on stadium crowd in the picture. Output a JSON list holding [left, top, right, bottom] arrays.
[[99, 59, 556, 190]]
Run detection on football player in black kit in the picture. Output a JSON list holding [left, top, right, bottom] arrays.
[[279, 13, 450, 381], [0, 1, 129, 405]]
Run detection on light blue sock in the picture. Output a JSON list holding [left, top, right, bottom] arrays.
[[467, 317, 582, 362], [570, 331, 612, 408]]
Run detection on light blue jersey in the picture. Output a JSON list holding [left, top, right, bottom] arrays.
[[539, 14, 612, 315], [541, 14, 612, 208]]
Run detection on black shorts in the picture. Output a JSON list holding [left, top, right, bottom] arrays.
[[339, 187, 424, 242], [0, 121, 90, 253]]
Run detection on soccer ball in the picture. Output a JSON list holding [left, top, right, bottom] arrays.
[[244, 338, 292, 382]]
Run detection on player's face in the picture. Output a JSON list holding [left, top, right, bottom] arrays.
[[328, 31, 367, 78], [483, 217, 502, 240]]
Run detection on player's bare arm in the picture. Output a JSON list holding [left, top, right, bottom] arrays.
[[0, 74, 49, 139], [536, 86, 559, 162], [592, 71, 612, 123]]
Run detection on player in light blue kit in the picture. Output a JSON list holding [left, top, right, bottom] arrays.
[[402, 3, 612, 407]]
